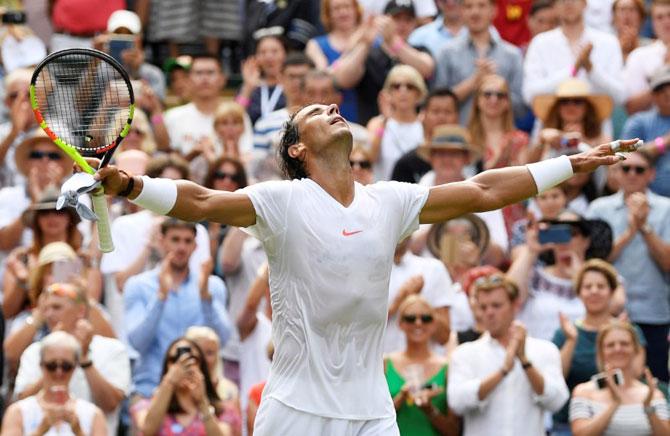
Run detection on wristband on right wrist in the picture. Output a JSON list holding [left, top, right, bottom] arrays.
[[526, 155, 574, 194], [130, 176, 178, 215]]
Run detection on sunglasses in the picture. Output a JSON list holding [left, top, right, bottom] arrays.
[[29, 151, 62, 161], [42, 360, 76, 373], [213, 171, 240, 182], [559, 98, 586, 106], [481, 90, 508, 99], [350, 160, 372, 170], [401, 313, 434, 324], [389, 82, 419, 92], [46, 283, 82, 301], [621, 165, 648, 175]]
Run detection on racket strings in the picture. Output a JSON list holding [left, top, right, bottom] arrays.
[[33, 52, 131, 154]]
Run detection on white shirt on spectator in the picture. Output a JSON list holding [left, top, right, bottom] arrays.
[[448, 332, 569, 436], [585, 0, 615, 34], [523, 27, 625, 105], [624, 40, 666, 99], [384, 251, 455, 353], [376, 119, 423, 181], [358, 0, 436, 18], [239, 311, 272, 411], [14, 335, 131, 435]]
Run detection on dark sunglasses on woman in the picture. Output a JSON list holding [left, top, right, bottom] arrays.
[[42, 360, 76, 373], [402, 314, 434, 324]]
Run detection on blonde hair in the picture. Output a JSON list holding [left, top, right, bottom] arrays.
[[214, 101, 246, 125], [40, 331, 82, 363], [383, 64, 428, 102], [185, 326, 224, 380], [398, 294, 434, 317], [596, 321, 641, 370], [467, 74, 515, 157]]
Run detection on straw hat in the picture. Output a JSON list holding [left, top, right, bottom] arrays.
[[417, 125, 472, 161], [532, 79, 614, 124], [14, 128, 69, 177], [426, 213, 490, 260]]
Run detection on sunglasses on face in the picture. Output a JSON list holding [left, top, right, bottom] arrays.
[[389, 82, 418, 92], [401, 313, 434, 324], [621, 164, 648, 175], [481, 90, 508, 99], [8, 91, 29, 100], [29, 151, 62, 161], [559, 98, 586, 106], [42, 360, 75, 373], [213, 171, 240, 182], [350, 160, 372, 170]]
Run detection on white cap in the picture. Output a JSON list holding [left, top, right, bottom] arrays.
[[1, 35, 46, 74], [107, 10, 142, 34]]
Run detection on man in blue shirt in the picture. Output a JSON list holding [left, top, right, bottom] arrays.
[[622, 65, 670, 197], [587, 150, 670, 382], [124, 218, 231, 397], [408, 0, 465, 58]]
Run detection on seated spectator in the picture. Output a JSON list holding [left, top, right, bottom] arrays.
[[622, 66, 670, 197], [163, 55, 193, 107], [2, 331, 107, 435], [552, 259, 645, 434], [304, 0, 364, 122], [408, 0, 465, 58], [124, 218, 231, 399], [613, 0, 652, 62], [186, 326, 243, 436], [624, 0, 670, 114], [507, 211, 614, 341], [367, 64, 426, 181], [132, 338, 232, 435], [385, 295, 459, 435], [448, 274, 569, 436], [237, 31, 288, 125], [570, 321, 669, 435], [587, 150, 670, 383], [114, 109, 157, 155], [435, 0, 525, 123], [13, 282, 129, 434], [523, 0, 625, 106], [349, 145, 375, 185], [213, 102, 250, 162]]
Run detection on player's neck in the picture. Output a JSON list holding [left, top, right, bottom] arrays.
[[309, 153, 355, 207]]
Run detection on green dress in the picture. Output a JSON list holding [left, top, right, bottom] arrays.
[[386, 360, 448, 436]]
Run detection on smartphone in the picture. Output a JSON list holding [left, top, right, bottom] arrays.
[[107, 35, 136, 65], [175, 345, 192, 360], [591, 369, 624, 389], [538, 224, 572, 245], [51, 258, 84, 283], [2, 10, 26, 24]]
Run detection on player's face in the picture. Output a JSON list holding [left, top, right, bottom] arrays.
[[293, 103, 352, 154], [476, 287, 515, 338], [161, 227, 197, 270]]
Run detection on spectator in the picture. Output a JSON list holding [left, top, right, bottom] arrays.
[[49, 0, 123, 52], [213, 102, 250, 162], [392, 88, 461, 184], [622, 65, 670, 197], [526, 0, 559, 51], [359, 0, 438, 21], [385, 295, 459, 435], [507, 211, 614, 341], [570, 322, 669, 435], [613, 0, 652, 62], [434, 0, 526, 124], [163, 55, 193, 107], [237, 31, 288, 125], [624, 0, 670, 115], [305, 0, 364, 122], [367, 64, 426, 181], [2, 331, 107, 435], [493, 0, 533, 47], [123, 218, 231, 398], [448, 274, 569, 436], [132, 337, 232, 435], [523, 0, 625, 106], [408, 0, 465, 58], [349, 145, 375, 185], [185, 326, 243, 436], [551, 259, 645, 435], [13, 282, 130, 434], [114, 109, 156, 155], [587, 150, 670, 382]]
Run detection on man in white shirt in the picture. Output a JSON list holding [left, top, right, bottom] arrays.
[[624, 0, 670, 114], [448, 274, 569, 436], [523, 0, 625, 105], [94, 101, 636, 435]]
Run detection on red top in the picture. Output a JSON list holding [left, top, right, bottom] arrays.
[[51, 0, 126, 35], [248, 381, 266, 407], [493, 0, 532, 47]]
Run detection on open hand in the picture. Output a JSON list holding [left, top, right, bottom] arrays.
[[569, 139, 641, 174], [643, 367, 658, 407], [559, 312, 578, 341]]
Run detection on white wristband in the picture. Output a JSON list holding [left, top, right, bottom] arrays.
[[130, 176, 178, 215], [526, 155, 574, 194]]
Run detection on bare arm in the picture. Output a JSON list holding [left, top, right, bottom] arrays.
[[220, 227, 248, 274], [559, 337, 577, 378], [0, 216, 24, 251], [141, 379, 176, 436], [388, 39, 435, 78], [81, 365, 125, 412], [641, 228, 670, 272], [571, 385, 619, 436], [90, 409, 109, 436], [0, 403, 24, 436], [331, 40, 372, 89], [304, 39, 329, 70], [237, 266, 269, 340], [432, 307, 450, 345]]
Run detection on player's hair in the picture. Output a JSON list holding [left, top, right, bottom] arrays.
[[574, 259, 618, 295], [160, 218, 197, 236], [278, 111, 310, 179]]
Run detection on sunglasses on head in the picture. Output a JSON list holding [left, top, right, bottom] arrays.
[[621, 164, 648, 175], [473, 274, 506, 290], [350, 160, 372, 170], [213, 171, 240, 182], [42, 360, 75, 373], [46, 283, 81, 301], [401, 313, 434, 324], [481, 90, 508, 99], [390, 82, 418, 92], [29, 151, 62, 161]]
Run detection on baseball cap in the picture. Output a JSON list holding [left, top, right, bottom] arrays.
[[107, 10, 142, 34], [384, 0, 416, 17], [650, 65, 670, 92]]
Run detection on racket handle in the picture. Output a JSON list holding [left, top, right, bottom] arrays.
[[91, 190, 114, 253]]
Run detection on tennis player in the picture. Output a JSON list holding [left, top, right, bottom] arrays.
[[94, 104, 638, 435]]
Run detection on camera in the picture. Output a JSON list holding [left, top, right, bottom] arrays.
[[2, 10, 26, 25]]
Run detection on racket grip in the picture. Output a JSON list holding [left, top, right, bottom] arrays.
[[91, 190, 114, 253]]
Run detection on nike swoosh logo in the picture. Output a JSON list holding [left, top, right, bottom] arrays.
[[342, 229, 363, 237]]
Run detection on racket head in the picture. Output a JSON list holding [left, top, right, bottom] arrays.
[[29, 48, 135, 169]]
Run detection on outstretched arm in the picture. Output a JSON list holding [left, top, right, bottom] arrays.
[[419, 140, 640, 224]]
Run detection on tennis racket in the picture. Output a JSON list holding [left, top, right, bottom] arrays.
[[30, 48, 135, 253]]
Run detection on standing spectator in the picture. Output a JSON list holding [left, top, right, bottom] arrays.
[[622, 66, 670, 197], [624, 0, 670, 115], [523, 0, 625, 106], [123, 219, 232, 398], [526, 0, 559, 47], [434, 0, 526, 124], [409, 0, 465, 58], [570, 322, 669, 435], [587, 150, 670, 383], [448, 273, 569, 436], [49, 0, 124, 52], [613, 0, 652, 62]]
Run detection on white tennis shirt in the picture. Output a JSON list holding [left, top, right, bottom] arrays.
[[242, 178, 429, 419]]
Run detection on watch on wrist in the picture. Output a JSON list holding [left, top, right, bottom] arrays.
[[521, 360, 533, 370], [644, 405, 655, 415]]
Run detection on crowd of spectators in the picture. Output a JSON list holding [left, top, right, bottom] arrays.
[[0, 0, 668, 435]]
